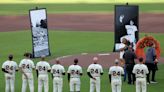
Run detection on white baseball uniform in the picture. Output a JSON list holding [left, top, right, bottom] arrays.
[[2, 60, 18, 92], [67, 65, 83, 92], [109, 66, 124, 92], [36, 61, 51, 92], [133, 64, 149, 92], [51, 64, 65, 92], [19, 59, 35, 92], [120, 24, 138, 49], [87, 64, 103, 92]]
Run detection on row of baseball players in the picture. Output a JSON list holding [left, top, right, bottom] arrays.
[[2, 52, 149, 92]]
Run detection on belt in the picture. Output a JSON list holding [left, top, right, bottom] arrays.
[[136, 76, 145, 78]]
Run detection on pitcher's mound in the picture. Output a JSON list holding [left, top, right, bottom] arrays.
[[49, 52, 164, 68]]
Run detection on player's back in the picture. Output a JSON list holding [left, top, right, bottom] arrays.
[[87, 64, 103, 77], [19, 59, 35, 73], [133, 64, 149, 78], [2, 60, 18, 76], [36, 61, 51, 74], [109, 66, 124, 80], [51, 64, 65, 77], [68, 65, 82, 78]]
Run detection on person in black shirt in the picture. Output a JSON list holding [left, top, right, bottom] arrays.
[[123, 45, 137, 84]]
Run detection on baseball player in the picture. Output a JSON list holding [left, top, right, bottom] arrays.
[[19, 53, 35, 92], [108, 59, 124, 92], [36, 56, 51, 92], [121, 20, 138, 49], [51, 59, 65, 92], [133, 57, 149, 92], [67, 58, 83, 92], [87, 57, 103, 92], [2, 54, 18, 92]]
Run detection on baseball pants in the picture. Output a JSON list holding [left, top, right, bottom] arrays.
[[136, 78, 147, 92], [21, 73, 34, 92], [70, 78, 81, 92], [38, 74, 49, 92], [90, 77, 100, 92], [53, 77, 63, 92], [5, 76, 15, 92], [111, 80, 122, 92]]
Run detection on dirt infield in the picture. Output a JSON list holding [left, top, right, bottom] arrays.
[[0, 13, 164, 67], [49, 52, 164, 68], [0, 13, 164, 33]]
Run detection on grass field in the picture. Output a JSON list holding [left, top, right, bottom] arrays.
[[0, 2, 164, 92], [0, 30, 164, 92], [0, 3, 164, 15], [1, 0, 164, 3]]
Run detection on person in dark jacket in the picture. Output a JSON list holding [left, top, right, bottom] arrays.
[[123, 45, 137, 84], [145, 42, 158, 84]]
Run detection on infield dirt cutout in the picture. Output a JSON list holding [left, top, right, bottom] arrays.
[[49, 52, 164, 68], [0, 13, 163, 67]]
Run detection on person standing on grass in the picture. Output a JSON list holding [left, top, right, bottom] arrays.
[[123, 45, 137, 84], [19, 53, 35, 92], [133, 57, 149, 92], [145, 42, 158, 84], [2, 54, 18, 92]]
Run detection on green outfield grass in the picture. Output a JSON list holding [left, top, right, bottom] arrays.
[[1, 0, 164, 3], [0, 30, 164, 92], [0, 3, 164, 15]]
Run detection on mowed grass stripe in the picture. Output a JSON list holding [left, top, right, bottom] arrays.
[[0, 3, 164, 15]]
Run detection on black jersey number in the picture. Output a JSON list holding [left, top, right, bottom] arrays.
[[112, 71, 120, 76], [136, 69, 144, 74], [90, 69, 99, 74], [53, 69, 60, 74], [5, 65, 14, 70], [71, 70, 79, 75], [38, 66, 46, 71], [22, 64, 30, 69]]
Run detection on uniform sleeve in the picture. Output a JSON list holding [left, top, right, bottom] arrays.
[[79, 66, 82, 73], [121, 67, 124, 75], [132, 66, 136, 74], [51, 66, 53, 73], [108, 68, 111, 74], [47, 63, 51, 70], [67, 66, 70, 73], [100, 65, 103, 73], [19, 60, 22, 68], [31, 60, 35, 68], [62, 66, 65, 73], [2, 62, 5, 69], [145, 66, 149, 74], [15, 62, 18, 70], [36, 63, 38, 70], [87, 65, 90, 72]]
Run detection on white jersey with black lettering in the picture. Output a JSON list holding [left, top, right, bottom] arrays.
[[132, 64, 149, 78], [36, 61, 51, 74], [2, 60, 18, 77], [87, 64, 103, 77], [67, 65, 82, 78], [109, 66, 124, 81], [19, 59, 35, 73], [51, 64, 65, 77]]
